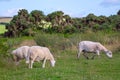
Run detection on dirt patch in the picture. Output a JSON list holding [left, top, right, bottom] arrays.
[[15, 40, 37, 48], [0, 17, 12, 23], [20, 40, 37, 46]]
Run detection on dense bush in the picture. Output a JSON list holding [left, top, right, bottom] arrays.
[[4, 9, 120, 37], [0, 38, 9, 56]]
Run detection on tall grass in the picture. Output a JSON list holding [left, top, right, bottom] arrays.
[[34, 31, 120, 52], [34, 32, 73, 52], [0, 36, 33, 57]]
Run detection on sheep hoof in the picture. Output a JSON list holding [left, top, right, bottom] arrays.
[[86, 57, 89, 59]]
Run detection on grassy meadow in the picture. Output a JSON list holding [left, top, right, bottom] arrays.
[[0, 25, 7, 34], [0, 31, 120, 80]]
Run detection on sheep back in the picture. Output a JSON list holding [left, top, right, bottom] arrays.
[[12, 46, 30, 59], [28, 46, 54, 61]]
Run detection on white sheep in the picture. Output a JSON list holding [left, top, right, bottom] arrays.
[[11, 46, 30, 65], [77, 41, 112, 59], [28, 46, 56, 68]]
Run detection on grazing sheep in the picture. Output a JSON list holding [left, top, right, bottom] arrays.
[[28, 46, 56, 68], [77, 41, 112, 59], [11, 46, 30, 65]]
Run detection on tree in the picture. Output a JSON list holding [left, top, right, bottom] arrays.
[[18, 9, 29, 20], [46, 11, 74, 33], [5, 9, 31, 37], [30, 10, 45, 22], [108, 15, 120, 31], [117, 10, 120, 15], [46, 11, 64, 27]]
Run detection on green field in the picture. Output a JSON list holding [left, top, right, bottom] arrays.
[[0, 51, 120, 80], [0, 32, 120, 80], [0, 25, 7, 34]]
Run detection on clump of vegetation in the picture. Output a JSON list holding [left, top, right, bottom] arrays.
[[0, 38, 9, 56], [34, 32, 73, 51], [4, 9, 120, 37], [0, 38, 20, 57]]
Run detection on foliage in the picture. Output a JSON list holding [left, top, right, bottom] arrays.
[[4, 9, 30, 37], [46, 11, 73, 33], [108, 15, 120, 31], [0, 38, 9, 56], [117, 10, 120, 15], [30, 10, 45, 22], [0, 37, 23, 57], [4, 9, 120, 37], [4, 9, 45, 37]]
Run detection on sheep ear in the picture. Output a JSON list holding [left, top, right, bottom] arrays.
[[107, 51, 112, 53]]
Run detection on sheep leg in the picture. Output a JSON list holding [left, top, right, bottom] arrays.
[[16, 61, 20, 65], [29, 61, 31, 68], [83, 53, 89, 59], [77, 48, 82, 59], [91, 51, 100, 59], [96, 50, 100, 58], [25, 56, 29, 64], [91, 53, 96, 59], [15, 57, 20, 65], [29, 57, 36, 69], [29, 60, 34, 69], [42, 58, 47, 68], [12, 56, 19, 65]]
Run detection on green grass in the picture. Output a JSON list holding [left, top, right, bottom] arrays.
[[0, 32, 120, 80], [0, 51, 120, 80], [0, 25, 7, 34]]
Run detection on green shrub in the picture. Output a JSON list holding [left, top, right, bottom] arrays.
[[0, 38, 9, 56], [34, 32, 73, 51]]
